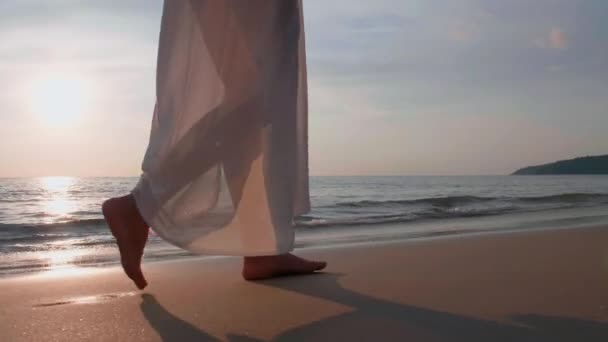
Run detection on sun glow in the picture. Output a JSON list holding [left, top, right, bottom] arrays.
[[28, 72, 90, 125], [40, 176, 74, 192], [40, 176, 76, 222], [46, 248, 87, 267]]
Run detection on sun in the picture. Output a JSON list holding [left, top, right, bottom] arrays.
[[28, 72, 90, 125]]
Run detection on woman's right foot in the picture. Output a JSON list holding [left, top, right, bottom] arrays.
[[242, 253, 327, 280], [102, 194, 149, 289]]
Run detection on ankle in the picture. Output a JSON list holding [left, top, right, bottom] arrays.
[[103, 195, 148, 229], [244, 254, 287, 264]]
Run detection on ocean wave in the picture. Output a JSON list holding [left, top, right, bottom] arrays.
[[334, 195, 486, 208], [0, 218, 106, 231], [515, 193, 608, 203], [296, 208, 516, 228], [0, 193, 608, 231], [0, 198, 41, 203], [0, 193, 607, 235], [0, 219, 108, 245], [297, 193, 608, 228], [331, 193, 608, 209]]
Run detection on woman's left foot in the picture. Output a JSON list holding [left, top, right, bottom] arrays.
[[102, 195, 149, 289], [242, 253, 327, 281]]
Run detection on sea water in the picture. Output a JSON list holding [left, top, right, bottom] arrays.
[[1, 175, 607, 275]]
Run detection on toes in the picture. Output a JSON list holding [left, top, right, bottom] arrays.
[[127, 269, 148, 289], [242, 255, 326, 280], [135, 277, 148, 290], [314, 261, 327, 271]]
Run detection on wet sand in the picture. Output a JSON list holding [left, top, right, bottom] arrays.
[[2, 225, 608, 341]]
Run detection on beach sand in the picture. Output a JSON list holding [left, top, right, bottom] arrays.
[[2, 225, 608, 341]]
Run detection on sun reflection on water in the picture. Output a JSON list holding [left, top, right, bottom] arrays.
[[39, 176, 77, 223], [40, 176, 74, 192], [46, 248, 86, 267], [45, 197, 77, 218], [36, 177, 90, 272]]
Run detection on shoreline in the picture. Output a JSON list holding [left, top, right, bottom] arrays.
[[2, 205, 608, 278], [2, 224, 608, 340]]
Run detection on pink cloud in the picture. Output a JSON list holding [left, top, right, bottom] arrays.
[[533, 27, 568, 50], [549, 27, 568, 49], [448, 23, 479, 43]]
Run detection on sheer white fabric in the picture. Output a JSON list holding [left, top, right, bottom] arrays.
[[132, 0, 309, 256]]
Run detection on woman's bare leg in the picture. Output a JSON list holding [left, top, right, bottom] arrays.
[[102, 194, 326, 287], [102, 194, 149, 289]]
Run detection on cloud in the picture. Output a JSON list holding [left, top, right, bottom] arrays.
[[1, 0, 606, 176], [448, 23, 479, 42], [549, 27, 568, 49], [533, 27, 568, 49]]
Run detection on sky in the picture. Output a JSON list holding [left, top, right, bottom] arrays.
[[0, 0, 607, 177]]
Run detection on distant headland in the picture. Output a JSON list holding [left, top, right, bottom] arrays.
[[512, 155, 608, 175]]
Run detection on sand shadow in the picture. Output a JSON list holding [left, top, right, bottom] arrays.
[[259, 273, 608, 341], [140, 293, 262, 342], [140, 293, 219, 342]]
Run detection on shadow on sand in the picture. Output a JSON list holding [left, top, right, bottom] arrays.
[[140, 293, 261, 342], [140, 274, 608, 341], [263, 273, 608, 341]]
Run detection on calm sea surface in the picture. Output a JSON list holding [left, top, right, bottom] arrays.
[[1, 176, 608, 275]]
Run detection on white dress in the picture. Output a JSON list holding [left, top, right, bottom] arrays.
[[132, 0, 309, 256]]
